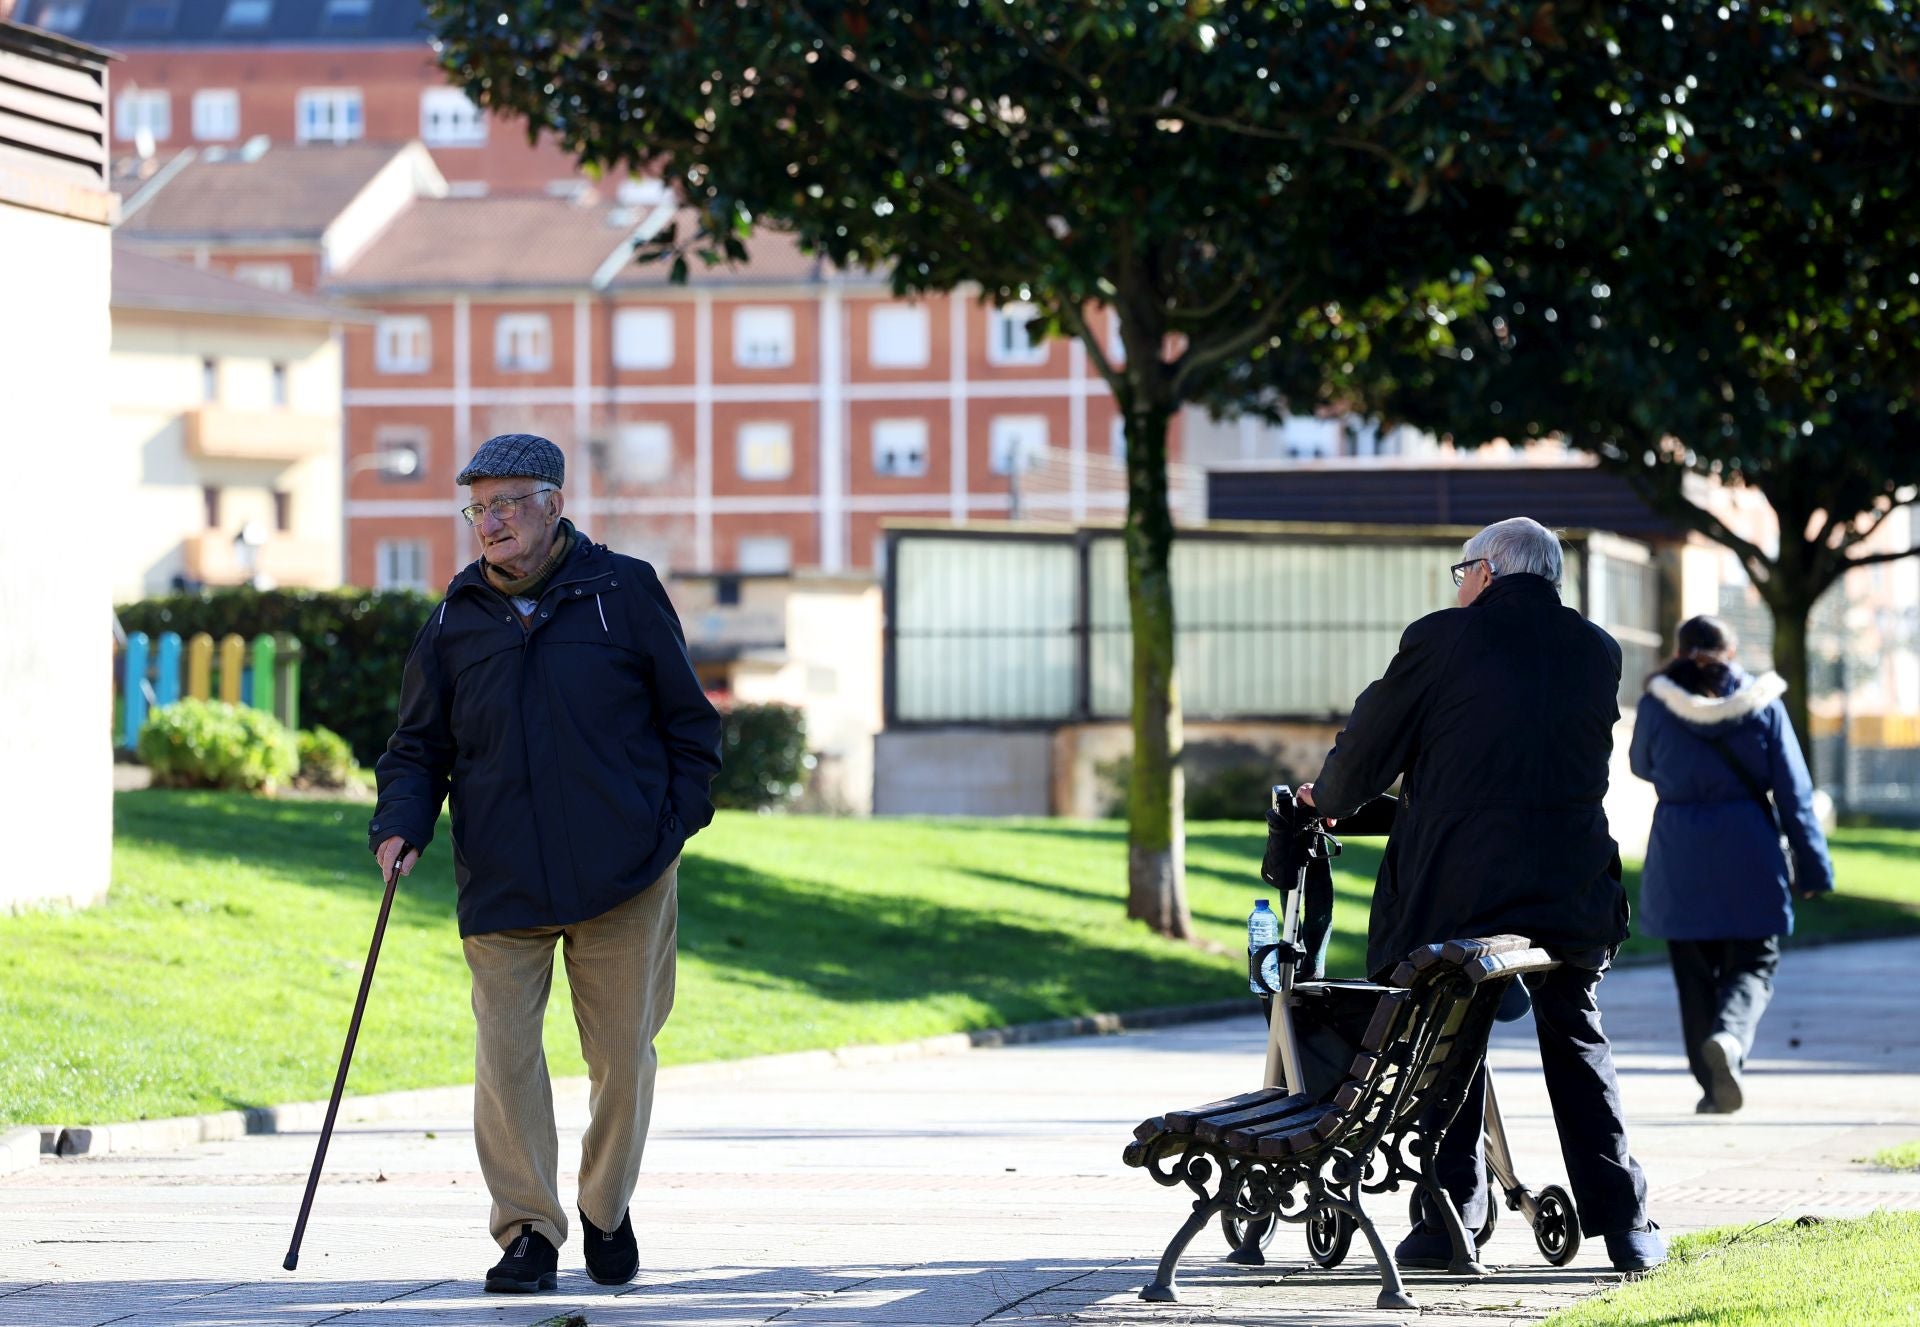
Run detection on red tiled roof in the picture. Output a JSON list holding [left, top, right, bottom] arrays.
[[111, 243, 368, 322], [117, 141, 413, 241]]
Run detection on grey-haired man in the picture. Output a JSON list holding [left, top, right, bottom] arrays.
[[371, 433, 722, 1293], [1299, 516, 1665, 1275]]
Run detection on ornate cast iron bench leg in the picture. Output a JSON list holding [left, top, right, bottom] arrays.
[[1139, 1150, 1235, 1303]]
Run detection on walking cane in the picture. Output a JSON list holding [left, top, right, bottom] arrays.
[[282, 842, 412, 1271]]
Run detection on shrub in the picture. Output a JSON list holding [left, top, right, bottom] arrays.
[[138, 699, 299, 793], [118, 587, 436, 766], [295, 726, 358, 789], [712, 701, 811, 810], [1100, 749, 1305, 821]]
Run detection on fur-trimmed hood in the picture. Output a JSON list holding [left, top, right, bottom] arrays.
[[1645, 669, 1787, 726]]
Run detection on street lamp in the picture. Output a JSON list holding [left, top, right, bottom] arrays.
[[347, 446, 420, 479]]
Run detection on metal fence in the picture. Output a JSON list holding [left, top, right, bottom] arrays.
[[885, 525, 1661, 725]]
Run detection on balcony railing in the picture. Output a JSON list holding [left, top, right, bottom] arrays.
[[183, 406, 335, 462]]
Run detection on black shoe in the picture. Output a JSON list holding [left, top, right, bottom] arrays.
[[485, 1222, 558, 1293], [581, 1207, 638, 1286], [1393, 1224, 1454, 1270]]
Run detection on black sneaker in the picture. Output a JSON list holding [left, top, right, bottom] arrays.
[[485, 1222, 558, 1293], [581, 1207, 639, 1286]]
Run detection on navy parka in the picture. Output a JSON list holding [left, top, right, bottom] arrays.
[[370, 534, 723, 936], [1628, 668, 1834, 941], [1309, 573, 1631, 979]]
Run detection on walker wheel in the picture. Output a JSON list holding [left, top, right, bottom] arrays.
[[1532, 1184, 1581, 1266], [1306, 1207, 1355, 1268], [1219, 1207, 1279, 1253]]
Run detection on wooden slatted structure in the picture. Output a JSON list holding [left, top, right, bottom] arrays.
[[0, 18, 114, 224]]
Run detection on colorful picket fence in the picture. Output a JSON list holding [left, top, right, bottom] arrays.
[[117, 632, 303, 749]]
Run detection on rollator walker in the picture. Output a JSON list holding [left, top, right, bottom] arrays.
[[1123, 785, 1582, 1308]]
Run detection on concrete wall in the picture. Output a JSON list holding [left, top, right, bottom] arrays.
[[107, 308, 344, 600], [0, 201, 114, 911], [872, 729, 1055, 816]]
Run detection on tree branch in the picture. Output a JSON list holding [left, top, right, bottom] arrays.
[[1168, 290, 1293, 400], [1605, 451, 1778, 587], [1058, 300, 1120, 394], [1842, 544, 1920, 572]]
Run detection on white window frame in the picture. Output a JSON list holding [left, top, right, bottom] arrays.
[[868, 304, 930, 369], [221, 0, 269, 28], [295, 87, 364, 145], [114, 89, 170, 144], [231, 262, 292, 292], [736, 421, 794, 481], [494, 312, 552, 373], [375, 316, 431, 374], [191, 88, 239, 141], [736, 535, 793, 575], [612, 307, 674, 371], [420, 86, 488, 147], [871, 418, 930, 478], [986, 301, 1049, 367], [732, 306, 795, 369], [989, 414, 1049, 475], [613, 422, 673, 485], [374, 539, 429, 592]]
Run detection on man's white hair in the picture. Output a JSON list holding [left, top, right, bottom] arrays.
[[1462, 517, 1565, 587]]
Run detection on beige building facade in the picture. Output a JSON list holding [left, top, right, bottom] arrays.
[[107, 245, 358, 599]]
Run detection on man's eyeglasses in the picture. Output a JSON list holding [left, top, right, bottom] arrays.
[[461, 488, 555, 526], [1450, 557, 1494, 588]]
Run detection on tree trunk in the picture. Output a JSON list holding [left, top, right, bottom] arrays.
[[1767, 598, 1818, 772], [1121, 400, 1190, 939]]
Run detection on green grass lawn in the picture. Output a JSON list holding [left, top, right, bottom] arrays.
[[1863, 1141, 1920, 1172], [1543, 1212, 1920, 1326], [1, 794, 1915, 1127]]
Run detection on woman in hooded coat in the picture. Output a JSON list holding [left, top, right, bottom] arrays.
[[1629, 616, 1835, 1114]]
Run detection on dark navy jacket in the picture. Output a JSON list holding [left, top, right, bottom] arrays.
[[370, 534, 723, 936], [1310, 574, 1630, 979], [1629, 668, 1834, 941]]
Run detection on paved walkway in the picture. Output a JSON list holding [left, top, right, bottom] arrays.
[[3, 937, 1918, 1327]]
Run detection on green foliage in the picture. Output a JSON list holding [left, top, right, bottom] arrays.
[[712, 702, 811, 810], [117, 587, 435, 766], [1101, 751, 1303, 823], [1861, 1140, 1920, 1173], [295, 726, 358, 790], [137, 699, 298, 793]]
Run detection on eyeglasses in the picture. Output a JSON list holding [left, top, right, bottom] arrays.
[[461, 488, 555, 525], [1449, 557, 1494, 588]]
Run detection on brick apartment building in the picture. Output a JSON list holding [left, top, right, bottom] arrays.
[[19, 0, 584, 192]]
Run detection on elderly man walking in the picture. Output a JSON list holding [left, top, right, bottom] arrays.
[[1299, 516, 1665, 1275], [370, 433, 722, 1293]]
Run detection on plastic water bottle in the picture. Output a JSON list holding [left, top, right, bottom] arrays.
[[1247, 898, 1279, 994]]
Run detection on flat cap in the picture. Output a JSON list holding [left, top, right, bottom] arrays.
[[456, 433, 564, 487]]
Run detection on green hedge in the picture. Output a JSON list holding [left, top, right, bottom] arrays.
[[118, 588, 434, 766], [138, 699, 299, 792], [712, 701, 811, 810]]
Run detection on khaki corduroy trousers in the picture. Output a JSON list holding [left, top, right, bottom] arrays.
[[462, 859, 678, 1250]]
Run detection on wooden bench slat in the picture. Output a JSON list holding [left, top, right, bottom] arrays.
[[1195, 1092, 1315, 1142], [1360, 991, 1413, 1051], [1439, 934, 1535, 965], [1218, 1097, 1329, 1149], [1467, 948, 1560, 983], [1163, 1086, 1292, 1134]]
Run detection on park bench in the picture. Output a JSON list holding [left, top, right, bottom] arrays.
[[1123, 933, 1562, 1310]]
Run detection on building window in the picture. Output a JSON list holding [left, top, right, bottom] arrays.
[[1106, 310, 1126, 366], [231, 262, 292, 292], [612, 307, 674, 370], [1110, 416, 1128, 460], [737, 422, 793, 481], [868, 304, 930, 369], [202, 486, 222, 529], [296, 88, 364, 144], [375, 316, 430, 374], [120, 0, 175, 35], [989, 415, 1049, 475], [986, 301, 1049, 367], [221, 0, 269, 29], [201, 357, 219, 403], [270, 362, 288, 407], [733, 306, 794, 368], [272, 490, 292, 531], [737, 536, 793, 575], [34, 2, 89, 33], [872, 418, 929, 477], [373, 428, 425, 482], [494, 313, 552, 372], [375, 539, 429, 592], [319, 0, 372, 30], [420, 87, 487, 147], [612, 422, 673, 485], [114, 90, 170, 144], [191, 89, 239, 141]]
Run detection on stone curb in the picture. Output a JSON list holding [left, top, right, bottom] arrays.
[[19, 997, 1252, 1167]]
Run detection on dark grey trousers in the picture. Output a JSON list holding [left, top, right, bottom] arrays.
[[1666, 936, 1783, 1094]]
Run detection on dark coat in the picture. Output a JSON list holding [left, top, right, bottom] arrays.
[[370, 534, 723, 936], [1629, 668, 1835, 941], [1310, 574, 1630, 978]]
